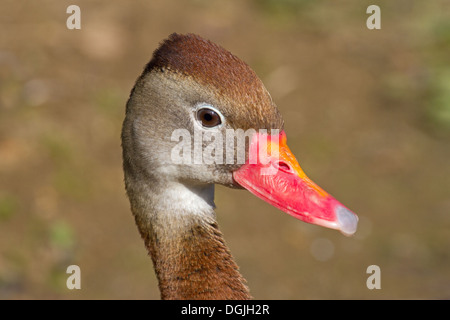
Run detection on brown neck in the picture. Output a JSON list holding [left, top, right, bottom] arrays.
[[128, 182, 251, 300], [143, 217, 251, 300]]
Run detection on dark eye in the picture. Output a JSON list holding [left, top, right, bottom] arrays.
[[197, 108, 222, 128]]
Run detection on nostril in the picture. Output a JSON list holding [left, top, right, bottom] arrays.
[[275, 161, 292, 172]]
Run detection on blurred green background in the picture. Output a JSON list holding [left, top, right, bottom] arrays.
[[1, 0, 449, 299]]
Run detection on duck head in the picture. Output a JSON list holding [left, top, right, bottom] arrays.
[[122, 33, 358, 236]]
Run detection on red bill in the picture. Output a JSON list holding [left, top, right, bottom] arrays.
[[233, 131, 358, 236]]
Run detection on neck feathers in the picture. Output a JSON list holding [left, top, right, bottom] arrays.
[[127, 182, 251, 300], [149, 218, 251, 299]]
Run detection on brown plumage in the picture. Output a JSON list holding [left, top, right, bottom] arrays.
[[144, 218, 251, 299], [121, 33, 357, 300], [142, 33, 283, 132], [123, 33, 281, 299]]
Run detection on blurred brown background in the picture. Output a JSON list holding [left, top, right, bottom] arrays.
[[1, 0, 449, 299]]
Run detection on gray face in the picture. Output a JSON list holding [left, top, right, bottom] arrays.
[[122, 33, 285, 195], [122, 70, 251, 190]]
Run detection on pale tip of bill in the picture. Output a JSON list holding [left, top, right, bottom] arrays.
[[335, 205, 358, 236]]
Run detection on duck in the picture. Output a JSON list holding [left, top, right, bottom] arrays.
[[121, 33, 358, 300]]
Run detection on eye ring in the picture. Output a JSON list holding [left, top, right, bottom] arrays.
[[196, 107, 222, 128]]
